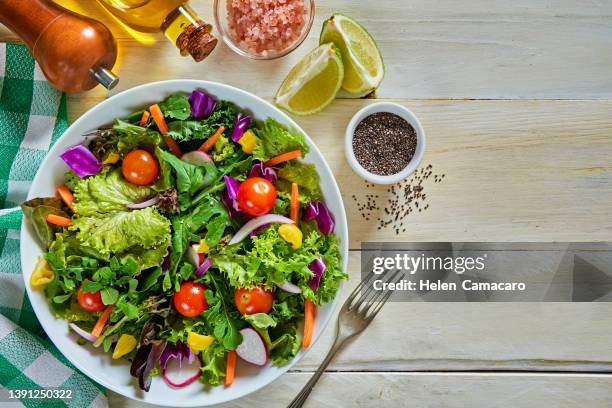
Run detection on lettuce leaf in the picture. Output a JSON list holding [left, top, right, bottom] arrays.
[[252, 119, 309, 161], [157, 148, 218, 197], [158, 93, 191, 120], [199, 342, 227, 385], [268, 324, 301, 366], [73, 168, 155, 216], [213, 225, 346, 304], [88, 123, 162, 161], [69, 206, 171, 256], [21, 197, 69, 248], [125, 242, 169, 270], [277, 161, 322, 201], [165, 101, 239, 142], [211, 134, 235, 162], [113, 120, 163, 153]]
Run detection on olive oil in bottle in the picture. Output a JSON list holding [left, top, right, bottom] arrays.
[[97, 0, 217, 61]]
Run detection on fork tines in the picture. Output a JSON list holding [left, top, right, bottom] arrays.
[[346, 269, 403, 321]]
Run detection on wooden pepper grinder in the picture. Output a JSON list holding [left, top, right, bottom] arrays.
[[0, 0, 119, 92]]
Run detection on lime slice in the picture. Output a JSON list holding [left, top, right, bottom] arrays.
[[274, 43, 344, 116], [320, 14, 385, 95]]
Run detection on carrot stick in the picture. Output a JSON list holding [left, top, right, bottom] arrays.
[[56, 185, 75, 211], [164, 136, 183, 157], [198, 126, 225, 153], [149, 104, 182, 157], [264, 149, 301, 167], [139, 110, 150, 127], [290, 182, 299, 223], [91, 305, 114, 338], [149, 104, 168, 134], [225, 350, 236, 387], [302, 299, 316, 348], [46, 214, 72, 227]]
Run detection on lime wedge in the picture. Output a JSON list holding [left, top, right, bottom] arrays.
[[274, 43, 344, 116], [320, 14, 385, 95]]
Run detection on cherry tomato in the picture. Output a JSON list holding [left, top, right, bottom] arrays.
[[237, 177, 277, 216], [173, 281, 208, 317], [121, 149, 159, 186], [77, 287, 105, 313], [234, 287, 274, 315]]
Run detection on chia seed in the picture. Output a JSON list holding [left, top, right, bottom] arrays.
[[352, 164, 445, 234], [352, 112, 417, 176]]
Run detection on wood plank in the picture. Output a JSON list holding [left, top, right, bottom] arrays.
[[2, 0, 611, 99], [301, 99, 612, 246], [293, 252, 612, 372], [66, 98, 612, 247], [107, 373, 612, 408]]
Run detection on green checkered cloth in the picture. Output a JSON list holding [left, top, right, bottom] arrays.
[[0, 43, 107, 408]]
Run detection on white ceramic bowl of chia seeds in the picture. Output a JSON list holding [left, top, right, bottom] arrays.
[[345, 102, 425, 184]]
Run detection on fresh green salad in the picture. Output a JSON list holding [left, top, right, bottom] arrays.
[[23, 89, 347, 391]]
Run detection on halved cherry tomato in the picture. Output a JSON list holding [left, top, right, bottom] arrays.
[[236, 177, 276, 216], [77, 287, 105, 313], [121, 149, 159, 186], [234, 287, 274, 315], [173, 281, 208, 317]]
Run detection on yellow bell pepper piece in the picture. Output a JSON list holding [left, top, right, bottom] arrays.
[[187, 331, 215, 353], [238, 130, 257, 154], [278, 224, 303, 249], [197, 240, 209, 254], [30, 258, 54, 288], [112, 334, 138, 359], [102, 152, 120, 165]]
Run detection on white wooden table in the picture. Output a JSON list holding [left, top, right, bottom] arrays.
[[4, 0, 612, 406]]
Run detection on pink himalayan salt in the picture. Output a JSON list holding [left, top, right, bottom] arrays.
[[227, 0, 307, 56]]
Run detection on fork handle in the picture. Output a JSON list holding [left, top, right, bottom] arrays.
[[288, 338, 345, 408]]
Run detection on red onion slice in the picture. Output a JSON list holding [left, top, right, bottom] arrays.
[[277, 281, 302, 294], [69, 323, 96, 342], [127, 196, 160, 209], [229, 214, 293, 245], [195, 257, 212, 277]]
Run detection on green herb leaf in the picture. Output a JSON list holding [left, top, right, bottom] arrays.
[[243, 313, 277, 330], [81, 279, 103, 293], [157, 148, 218, 197], [52, 293, 72, 304], [158, 93, 191, 120], [101, 287, 119, 305]]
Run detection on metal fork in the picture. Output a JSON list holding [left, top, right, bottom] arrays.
[[287, 269, 402, 408]]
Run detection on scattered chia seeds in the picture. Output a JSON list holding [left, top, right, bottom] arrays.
[[352, 112, 417, 176], [351, 164, 445, 234]]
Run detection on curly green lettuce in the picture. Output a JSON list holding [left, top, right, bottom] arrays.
[[213, 224, 346, 305], [73, 168, 155, 216], [252, 119, 309, 161], [277, 161, 322, 201], [69, 206, 171, 256], [211, 134, 235, 162]]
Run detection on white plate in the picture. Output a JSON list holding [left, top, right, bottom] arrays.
[[20, 80, 348, 406]]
